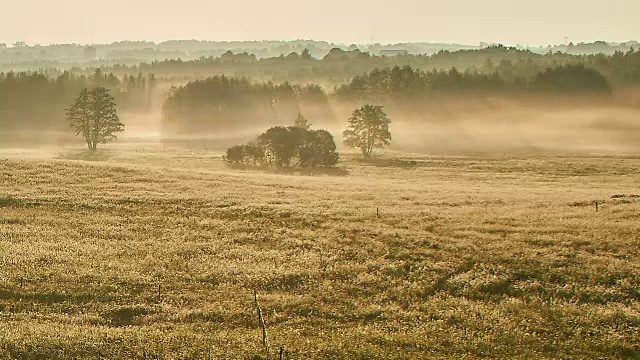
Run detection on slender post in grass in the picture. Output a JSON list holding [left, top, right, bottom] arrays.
[[254, 290, 270, 360], [376, 208, 379, 217], [20, 277, 23, 288], [595, 201, 599, 212], [279, 346, 284, 360], [158, 284, 161, 302]]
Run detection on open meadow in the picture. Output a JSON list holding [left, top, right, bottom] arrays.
[[0, 144, 639, 359]]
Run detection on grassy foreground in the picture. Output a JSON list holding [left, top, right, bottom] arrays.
[[0, 145, 639, 359]]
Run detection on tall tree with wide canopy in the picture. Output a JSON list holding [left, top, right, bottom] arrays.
[[66, 87, 124, 151], [343, 105, 391, 158]]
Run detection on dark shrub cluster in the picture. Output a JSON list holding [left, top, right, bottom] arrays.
[[225, 126, 339, 168]]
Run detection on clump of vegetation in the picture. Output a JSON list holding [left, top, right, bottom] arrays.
[[225, 125, 339, 168]]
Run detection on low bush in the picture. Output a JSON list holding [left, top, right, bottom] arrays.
[[225, 126, 339, 168]]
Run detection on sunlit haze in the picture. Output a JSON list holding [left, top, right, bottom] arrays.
[[2, 0, 640, 358], [1, 0, 638, 45]]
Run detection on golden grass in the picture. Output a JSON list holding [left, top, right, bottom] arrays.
[[0, 144, 639, 359]]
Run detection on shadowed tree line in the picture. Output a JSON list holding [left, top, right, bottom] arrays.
[[0, 70, 153, 132], [0, 54, 626, 139], [335, 64, 611, 102], [142, 46, 640, 88], [161, 76, 334, 135], [162, 64, 612, 136]]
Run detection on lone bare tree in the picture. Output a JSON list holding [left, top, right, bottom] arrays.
[[343, 104, 391, 157], [66, 87, 124, 151]]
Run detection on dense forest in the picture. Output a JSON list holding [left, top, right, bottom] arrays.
[[334, 64, 611, 101], [4, 42, 640, 87], [134, 46, 640, 87], [1, 44, 639, 140], [161, 63, 615, 134], [162, 77, 333, 135], [0, 41, 640, 88]]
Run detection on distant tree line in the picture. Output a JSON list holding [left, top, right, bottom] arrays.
[[1, 40, 636, 68], [335, 64, 611, 102], [7, 45, 640, 90], [146, 46, 640, 88]]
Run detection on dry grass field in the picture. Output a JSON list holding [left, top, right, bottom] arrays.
[[0, 144, 639, 359]]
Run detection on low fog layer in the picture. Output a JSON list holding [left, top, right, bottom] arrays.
[[2, 94, 640, 157], [2, 45, 640, 157], [145, 98, 640, 156], [388, 107, 640, 156]]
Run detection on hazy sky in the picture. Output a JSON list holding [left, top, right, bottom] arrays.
[[1, 0, 638, 45]]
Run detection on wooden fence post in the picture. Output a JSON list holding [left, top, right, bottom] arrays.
[[254, 290, 270, 360]]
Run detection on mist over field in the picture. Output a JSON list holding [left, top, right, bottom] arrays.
[[3, 41, 640, 156], [7, 93, 639, 158], [1, 3, 639, 358]]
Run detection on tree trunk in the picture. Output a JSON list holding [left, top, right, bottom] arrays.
[[361, 147, 369, 158]]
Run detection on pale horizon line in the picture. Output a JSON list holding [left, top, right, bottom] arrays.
[[2, 38, 639, 49]]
